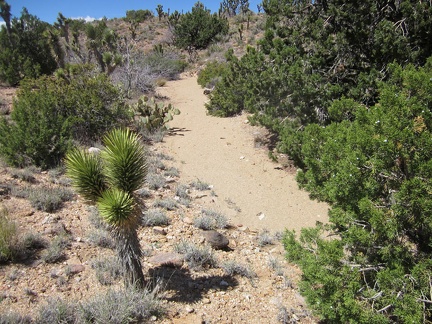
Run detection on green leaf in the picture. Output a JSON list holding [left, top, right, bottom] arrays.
[[102, 128, 147, 194], [97, 188, 135, 226], [65, 148, 106, 201]]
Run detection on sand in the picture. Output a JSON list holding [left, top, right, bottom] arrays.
[[159, 75, 328, 233]]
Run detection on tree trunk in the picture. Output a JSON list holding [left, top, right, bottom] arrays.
[[114, 224, 145, 289]]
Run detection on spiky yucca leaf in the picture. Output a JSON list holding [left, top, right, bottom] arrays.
[[65, 149, 106, 201], [102, 128, 147, 194], [97, 188, 135, 226]]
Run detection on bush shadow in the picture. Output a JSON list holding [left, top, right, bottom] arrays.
[[148, 266, 238, 303]]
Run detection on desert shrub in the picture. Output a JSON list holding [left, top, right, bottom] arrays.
[[16, 232, 47, 260], [27, 187, 74, 213], [135, 187, 152, 198], [257, 229, 274, 247], [197, 60, 227, 88], [112, 46, 186, 96], [220, 260, 256, 279], [153, 198, 178, 211], [11, 186, 74, 212], [125, 9, 153, 23], [36, 297, 77, 324], [91, 256, 123, 285], [141, 50, 187, 81], [146, 173, 166, 190], [87, 229, 115, 249], [190, 179, 211, 191], [0, 312, 32, 324], [9, 167, 36, 183], [148, 155, 167, 172], [142, 209, 170, 226], [0, 206, 17, 262], [173, 2, 229, 51], [174, 240, 217, 270], [163, 166, 180, 178], [42, 235, 70, 263], [0, 210, 46, 262], [0, 65, 130, 168], [155, 152, 174, 161], [175, 184, 191, 206], [78, 287, 165, 323], [175, 184, 190, 199], [194, 209, 228, 230], [267, 256, 284, 276]]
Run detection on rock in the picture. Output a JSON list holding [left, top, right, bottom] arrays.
[[88, 147, 101, 154], [152, 226, 167, 235], [220, 280, 229, 286], [238, 225, 249, 232], [202, 298, 211, 304], [201, 230, 229, 250], [149, 252, 184, 268], [185, 305, 195, 313], [183, 217, 193, 225], [67, 264, 85, 274], [257, 212, 265, 220]]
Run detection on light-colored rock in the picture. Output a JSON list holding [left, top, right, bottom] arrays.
[[183, 217, 193, 225], [148, 252, 184, 268]]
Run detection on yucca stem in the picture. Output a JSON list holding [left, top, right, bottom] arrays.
[[113, 220, 145, 289]]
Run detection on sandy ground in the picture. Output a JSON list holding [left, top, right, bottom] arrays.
[[159, 75, 328, 233]]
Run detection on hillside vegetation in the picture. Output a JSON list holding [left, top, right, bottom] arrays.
[[202, 0, 432, 322], [1, 0, 432, 322]]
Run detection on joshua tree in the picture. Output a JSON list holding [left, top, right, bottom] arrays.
[[156, 4, 164, 21], [65, 128, 147, 288]]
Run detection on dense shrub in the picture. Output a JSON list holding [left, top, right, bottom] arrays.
[[285, 61, 432, 322], [0, 206, 17, 262], [125, 9, 153, 23], [0, 65, 130, 168], [173, 2, 229, 51], [0, 5, 57, 85], [197, 60, 227, 89]]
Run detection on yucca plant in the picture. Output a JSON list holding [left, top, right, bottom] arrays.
[[65, 128, 147, 288]]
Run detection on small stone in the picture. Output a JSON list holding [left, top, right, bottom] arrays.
[[240, 156, 245, 160], [149, 253, 184, 268], [68, 264, 85, 274], [185, 306, 194, 313], [202, 298, 211, 304], [257, 212, 265, 220], [220, 280, 229, 286], [76, 237, 82, 242], [152, 226, 167, 235], [229, 239, 237, 248], [183, 217, 193, 225], [201, 230, 229, 250], [88, 147, 101, 154]]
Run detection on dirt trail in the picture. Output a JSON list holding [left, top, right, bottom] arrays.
[[159, 75, 328, 233]]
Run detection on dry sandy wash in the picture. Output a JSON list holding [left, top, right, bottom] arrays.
[[159, 75, 328, 233]]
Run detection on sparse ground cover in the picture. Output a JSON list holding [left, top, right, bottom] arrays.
[[0, 9, 321, 323]]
